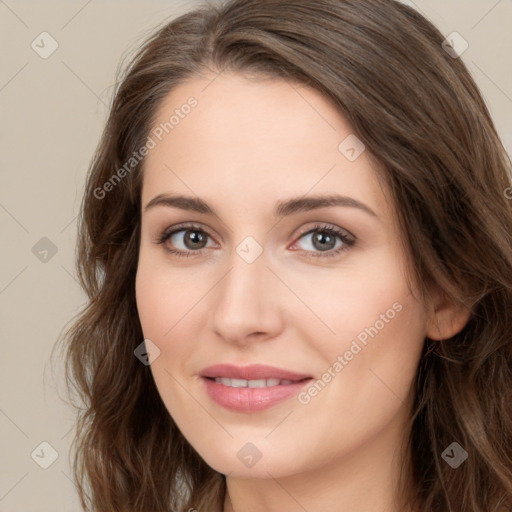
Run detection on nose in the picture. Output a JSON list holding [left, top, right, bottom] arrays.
[[211, 247, 283, 346]]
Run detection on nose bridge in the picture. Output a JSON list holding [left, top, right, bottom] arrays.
[[212, 242, 279, 341], [218, 245, 267, 316]]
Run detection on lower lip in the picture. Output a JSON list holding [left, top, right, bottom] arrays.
[[201, 378, 312, 412]]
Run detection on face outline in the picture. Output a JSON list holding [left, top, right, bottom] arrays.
[[134, 71, 462, 490]]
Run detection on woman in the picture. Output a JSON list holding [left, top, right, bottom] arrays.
[[61, 0, 512, 510]]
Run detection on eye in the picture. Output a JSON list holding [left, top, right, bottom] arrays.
[[155, 223, 216, 258], [290, 224, 355, 258]]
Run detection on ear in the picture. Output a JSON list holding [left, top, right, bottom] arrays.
[[425, 291, 472, 340]]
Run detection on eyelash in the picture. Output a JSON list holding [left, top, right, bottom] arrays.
[[154, 222, 356, 259]]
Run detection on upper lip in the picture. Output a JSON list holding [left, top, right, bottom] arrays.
[[200, 364, 312, 382]]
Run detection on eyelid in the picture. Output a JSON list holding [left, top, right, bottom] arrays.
[[292, 222, 355, 243], [157, 222, 216, 241]]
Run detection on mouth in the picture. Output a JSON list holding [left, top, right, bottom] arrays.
[[199, 364, 313, 412]]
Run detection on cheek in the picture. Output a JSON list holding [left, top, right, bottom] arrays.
[[135, 260, 200, 418], [289, 245, 421, 352], [135, 266, 168, 341], [135, 253, 201, 341], [135, 254, 211, 382], [287, 272, 426, 466], [327, 277, 426, 410], [296, 245, 427, 408]]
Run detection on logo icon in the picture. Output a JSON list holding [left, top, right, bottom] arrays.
[[441, 441, 468, 469], [236, 236, 263, 264], [338, 134, 365, 162], [31, 441, 59, 469], [442, 32, 469, 59], [31, 32, 59, 59], [134, 339, 161, 366], [236, 442, 263, 468], [32, 237, 58, 263]]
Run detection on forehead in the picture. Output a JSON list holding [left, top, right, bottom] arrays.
[[141, 72, 390, 220], [147, 72, 348, 164]]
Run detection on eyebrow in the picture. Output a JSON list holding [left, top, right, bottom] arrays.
[[143, 193, 378, 219]]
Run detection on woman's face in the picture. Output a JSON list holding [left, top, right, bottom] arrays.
[[135, 71, 434, 478]]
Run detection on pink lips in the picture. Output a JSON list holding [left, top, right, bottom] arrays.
[[200, 364, 311, 382], [200, 364, 313, 412]]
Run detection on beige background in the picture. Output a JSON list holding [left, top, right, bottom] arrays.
[[1, 1, 511, 510]]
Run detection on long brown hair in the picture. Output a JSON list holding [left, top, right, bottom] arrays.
[[58, 0, 512, 510]]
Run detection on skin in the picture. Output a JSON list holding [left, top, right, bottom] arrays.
[[135, 71, 470, 512]]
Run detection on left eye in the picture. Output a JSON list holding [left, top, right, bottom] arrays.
[[290, 225, 355, 257], [296, 230, 342, 251], [157, 225, 215, 256]]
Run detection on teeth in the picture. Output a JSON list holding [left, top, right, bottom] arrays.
[[213, 377, 295, 387], [248, 379, 266, 388], [230, 378, 247, 388]]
